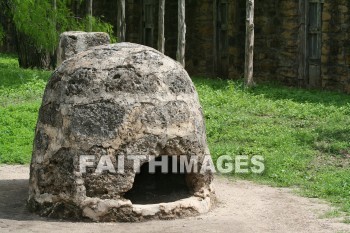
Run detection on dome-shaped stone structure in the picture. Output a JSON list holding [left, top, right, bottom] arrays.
[[29, 43, 215, 222]]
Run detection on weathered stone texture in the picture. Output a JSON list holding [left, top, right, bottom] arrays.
[[57, 31, 110, 66], [29, 43, 215, 222], [185, 0, 215, 77], [253, 1, 299, 85], [321, 0, 350, 93], [230, 0, 350, 92]]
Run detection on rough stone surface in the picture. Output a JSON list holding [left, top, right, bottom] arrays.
[[56, 31, 110, 66], [29, 42, 215, 222], [321, 0, 350, 93]]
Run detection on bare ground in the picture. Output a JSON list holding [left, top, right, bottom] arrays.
[[0, 165, 349, 233]]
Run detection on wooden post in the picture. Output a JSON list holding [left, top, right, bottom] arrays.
[[176, 0, 186, 66], [298, 0, 307, 87], [117, 0, 126, 42], [244, 0, 255, 87], [158, 0, 165, 53], [87, 0, 93, 32], [52, 0, 57, 34]]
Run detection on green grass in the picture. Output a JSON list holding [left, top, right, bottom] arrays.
[[0, 54, 50, 163], [193, 77, 350, 214], [0, 53, 350, 216], [319, 209, 343, 219]]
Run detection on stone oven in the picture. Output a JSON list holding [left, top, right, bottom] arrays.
[[28, 42, 215, 222]]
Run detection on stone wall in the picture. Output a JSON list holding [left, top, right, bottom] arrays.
[[164, 0, 178, 60], [253, 0, 299, 85], [185, 0, 215, 77], [321, 0, 350, 93], [71, 0, 350, 93], [90, 0, 350, 92], [229, 0, 350, 93], [227, 0, 245, 78], [122, 0, 176, 58], [123, 0, 216, 77], [125, 0, 142, 44]]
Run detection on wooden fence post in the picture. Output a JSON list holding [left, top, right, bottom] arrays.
[[87, 0, 93, 32], [117, 0, 126, 42], [158, 0, 165, 53], [176, 0, 186, 66], [244, 0, 255, 87]]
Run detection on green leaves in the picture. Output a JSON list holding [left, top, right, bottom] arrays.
[[77, 16, 116, 42], [13, 0, 65, 51], [11, 0, 115, 52]]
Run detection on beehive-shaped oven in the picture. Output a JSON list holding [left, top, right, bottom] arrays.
[[29, 43, 215, 222]]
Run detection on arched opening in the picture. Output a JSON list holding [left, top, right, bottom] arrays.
[[124, 156, 192, 204]]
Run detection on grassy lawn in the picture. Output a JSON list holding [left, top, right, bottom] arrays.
[[194, 77, 350, 215], [0, 54, 50, 164], [1, 53, 350, 215]]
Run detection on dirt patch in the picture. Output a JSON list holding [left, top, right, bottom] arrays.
[[0, 165, 349, 233]]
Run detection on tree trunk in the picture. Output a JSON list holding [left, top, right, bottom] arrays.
[[158, 0, 165, 53], [16, 32, 53, 69], [87, 0, 93, 32], [176, 0, 186, 66], [244, 0, 255, 87], [0, 0, 16, 53], [117, 0, 126, 42]]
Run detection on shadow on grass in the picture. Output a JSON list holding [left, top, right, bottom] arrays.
[[248, 83, 350, 108], [192, 77, 350, 108], [191, 76, 231, 91], [313, 127, 350, 155], [0, 53, 51, 89]]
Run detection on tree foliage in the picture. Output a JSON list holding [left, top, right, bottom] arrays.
[[11, 0, 114, 53]]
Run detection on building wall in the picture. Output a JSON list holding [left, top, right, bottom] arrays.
[[321, 0, 350, 93], [123, 0, 216, 77], [2, 0, 349, 93], [185, 0, 215, 77], [253, 0, 299, 85], [227, 0, 245, 78], [164, 0, 178, 60], [229, 0, 350, 93], [179, 0, 244, 78], [125, 0, 143, 44], [123, 0, 177, 59], [76, 0, 350, 93]]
